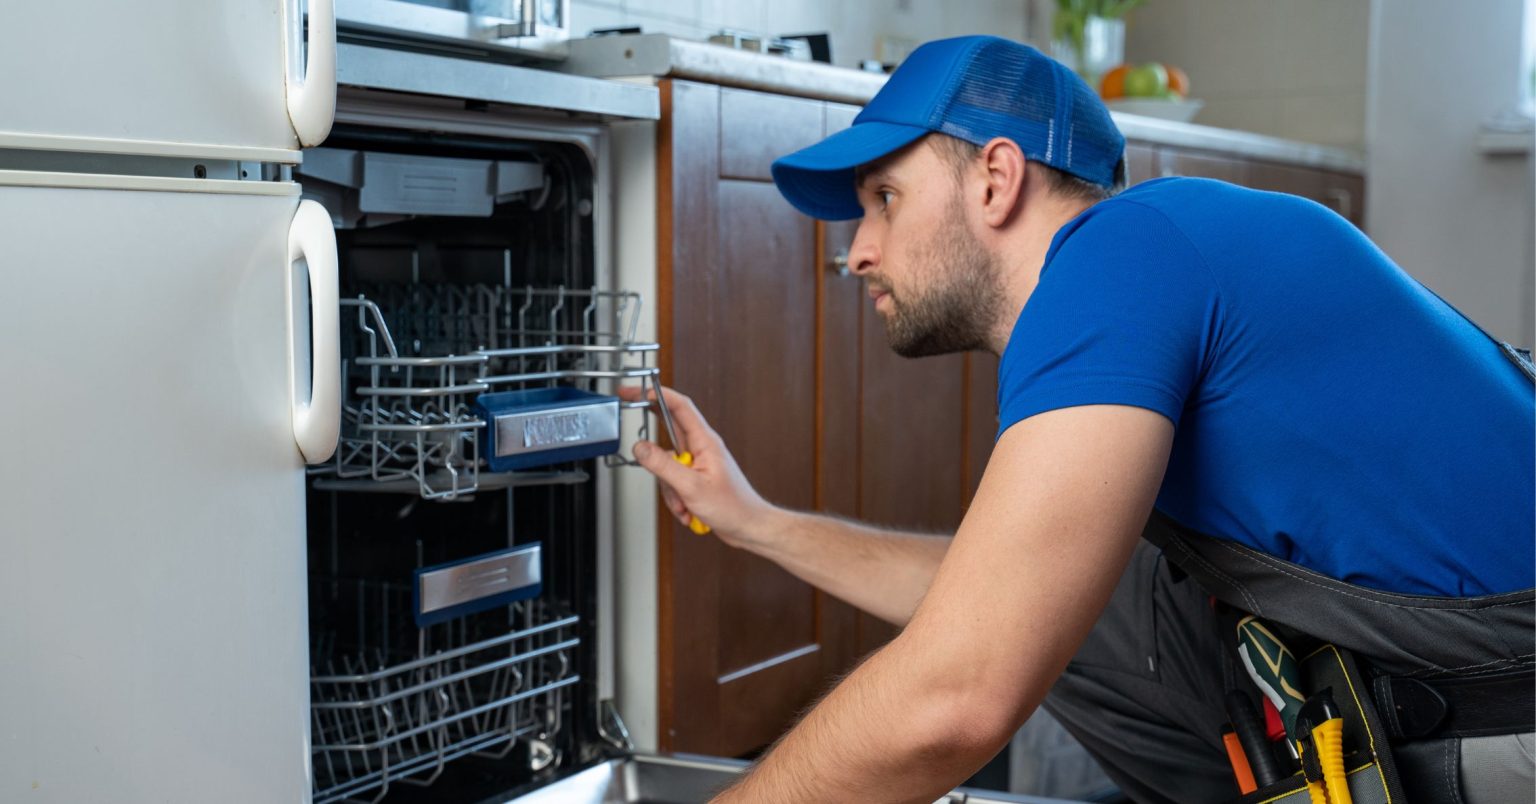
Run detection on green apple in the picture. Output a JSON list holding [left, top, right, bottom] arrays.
[[1123, 63, 1169, 98]]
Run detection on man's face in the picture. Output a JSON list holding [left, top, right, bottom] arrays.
[[851, 138, 1004, 358]]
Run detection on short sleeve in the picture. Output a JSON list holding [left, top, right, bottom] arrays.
[[997, 200, 1220, 437]]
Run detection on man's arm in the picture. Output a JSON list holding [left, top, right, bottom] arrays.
[[623, 386, 951, 626], [713, 403, 1174, 804]]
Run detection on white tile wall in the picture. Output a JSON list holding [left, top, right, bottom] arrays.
[[1116, 0, 1371, 148], [569, 0, 1028, 69]]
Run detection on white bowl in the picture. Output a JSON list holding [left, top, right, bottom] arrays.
[[1106, 98, 1205, 123]]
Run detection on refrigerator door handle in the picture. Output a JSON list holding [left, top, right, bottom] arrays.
[[288, 199, 341, 463], [286, 0, 337, 147]]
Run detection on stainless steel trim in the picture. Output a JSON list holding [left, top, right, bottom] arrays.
[[418, 544, 542, 617], [336, 43, 659, 121], [504, 754, 1084, 803], [491, 398, 620, 457]]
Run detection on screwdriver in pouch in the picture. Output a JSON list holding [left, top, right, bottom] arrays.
[[1236, 615, 1307, 742], [650, 383, 710, 535], [1225, 690, 1285, 788]]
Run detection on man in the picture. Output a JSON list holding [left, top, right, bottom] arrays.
[[622, 36, 1535, 803]]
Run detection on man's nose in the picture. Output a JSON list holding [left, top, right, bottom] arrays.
[[848, 222, 880, 276]]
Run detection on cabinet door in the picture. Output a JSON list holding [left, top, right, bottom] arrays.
[[1160, 147, 1252, 185], [658, 81, 851, 757], [814, 107, 969, 656], [1246, 161, 1366, 229], [1318, 170, 1365, 229]]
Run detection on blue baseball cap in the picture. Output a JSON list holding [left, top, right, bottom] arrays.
[[771, 36, 1126, 221]]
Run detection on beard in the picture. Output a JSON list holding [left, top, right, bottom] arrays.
[[871, 200, 1005, 358]]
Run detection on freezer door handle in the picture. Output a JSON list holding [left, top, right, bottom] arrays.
[[286, 0, 337, 147], [288, 199, 341, 463]]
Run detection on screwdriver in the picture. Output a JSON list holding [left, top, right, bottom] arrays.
[[1236, 615, 1307, 742], [650, 381, 710, 535], [1225, 690, 1285, 787]]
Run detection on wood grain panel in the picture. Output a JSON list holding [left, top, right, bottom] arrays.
[[719, 88, 826, 182], [1160, 148, 1252, 185], [816, 104, 866, 677], [962, 351, 999, 508], [659, 82, 833, 757], [1319, 170, 1365, 229], [713, 179, 818, 675], [858, 312, 966, 653], [657, 78, 723, 752]]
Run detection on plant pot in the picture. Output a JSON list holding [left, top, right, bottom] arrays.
[[1051, 15, 1125, 85]]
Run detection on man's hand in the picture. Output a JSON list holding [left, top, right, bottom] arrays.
[[618, 385, 776, 549]]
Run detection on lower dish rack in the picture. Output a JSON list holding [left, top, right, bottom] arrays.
[[309, 575, 581, 804], [310, 282, 665, 501]]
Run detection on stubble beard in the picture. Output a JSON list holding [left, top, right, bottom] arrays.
[[875, 200, 1005, 358]]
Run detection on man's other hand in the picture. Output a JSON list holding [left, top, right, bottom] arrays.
[[617, 384, 777, 549]]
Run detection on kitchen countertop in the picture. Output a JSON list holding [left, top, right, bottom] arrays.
[[562, 34, 1364, 174]]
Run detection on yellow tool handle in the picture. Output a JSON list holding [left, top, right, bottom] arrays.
[[673, 452, 711, 535], [1314, 718, 1351, 804]]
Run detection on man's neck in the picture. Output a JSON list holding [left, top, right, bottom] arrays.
[[986, 196, 1098, 355]]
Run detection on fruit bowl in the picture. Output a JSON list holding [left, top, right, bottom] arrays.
[[1105, 98, 1205, 123]]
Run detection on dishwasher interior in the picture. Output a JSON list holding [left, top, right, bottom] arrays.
[[298, 124, 655, 803]]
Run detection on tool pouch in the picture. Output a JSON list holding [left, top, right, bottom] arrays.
[[1227, 641, 1410, 804]]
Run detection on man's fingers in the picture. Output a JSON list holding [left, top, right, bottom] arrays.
[[660, 485, 689, 520], [651, 385, 718, 451], [632, 440, 697, 490]]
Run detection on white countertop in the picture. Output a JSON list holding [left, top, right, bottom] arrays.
[[563, 34, 1364, 174]]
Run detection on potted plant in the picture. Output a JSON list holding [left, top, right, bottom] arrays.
[[1050, 0, 1144, 84]]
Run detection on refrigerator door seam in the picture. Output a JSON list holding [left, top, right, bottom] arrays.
[[0, 169, 300, 197]]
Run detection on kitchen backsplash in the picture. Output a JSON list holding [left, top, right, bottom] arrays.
[[1122, 0, 1369, 149]]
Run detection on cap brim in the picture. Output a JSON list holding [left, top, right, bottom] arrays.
[[770, 121, 931, 221]]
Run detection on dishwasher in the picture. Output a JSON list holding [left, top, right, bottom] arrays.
[[297, 113, 661, 802]]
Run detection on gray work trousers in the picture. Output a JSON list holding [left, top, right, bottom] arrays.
[[1043, 540, 1536, 804]]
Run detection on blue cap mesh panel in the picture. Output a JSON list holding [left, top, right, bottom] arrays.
[[936, 39, 1124, 188]]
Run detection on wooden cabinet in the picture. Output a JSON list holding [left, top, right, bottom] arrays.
[[1127, 140, 1366, 228], [656, 82, 990, 756]]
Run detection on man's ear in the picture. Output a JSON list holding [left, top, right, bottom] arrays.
[[979, 137, 1027, 228]]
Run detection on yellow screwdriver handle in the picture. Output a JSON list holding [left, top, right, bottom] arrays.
[[673, 452, 712, 535]]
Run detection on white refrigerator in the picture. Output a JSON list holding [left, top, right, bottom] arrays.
[[0, 2, 340, 800]]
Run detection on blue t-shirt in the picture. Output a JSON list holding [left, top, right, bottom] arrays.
[[998, 177, 1534, 596]]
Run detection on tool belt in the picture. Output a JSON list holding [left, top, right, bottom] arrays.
[[1145, 512, 1535, 804]]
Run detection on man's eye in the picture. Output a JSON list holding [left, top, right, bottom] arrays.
[[879, 190, 894, 208]]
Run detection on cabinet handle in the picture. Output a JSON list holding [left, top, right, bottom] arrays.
[[829, 248, 851, 277], [1323, 188, 1353, 220]]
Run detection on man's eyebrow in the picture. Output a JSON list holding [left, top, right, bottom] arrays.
[[855, 165, 891, 190]]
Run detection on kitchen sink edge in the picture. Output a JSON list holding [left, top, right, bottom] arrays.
[[503, 753, 1090, 804]]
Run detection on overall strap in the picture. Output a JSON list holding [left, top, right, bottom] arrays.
[[1143, 512, 1535, 679]]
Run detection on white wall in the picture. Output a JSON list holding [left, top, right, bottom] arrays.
[[1366, 0, 1535, 348], [1118, 0, 1372, 149], [570, 0, 1029, 69]]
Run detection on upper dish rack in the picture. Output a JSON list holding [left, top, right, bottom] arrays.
[[309, 282, 662, 500]]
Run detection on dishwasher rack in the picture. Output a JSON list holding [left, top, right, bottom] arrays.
[[309, 577, 581, 804], [310, 282, 661, 500]]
